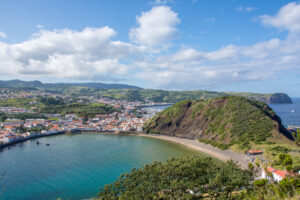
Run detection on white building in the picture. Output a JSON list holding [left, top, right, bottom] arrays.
[[262, 166, 288, 182]]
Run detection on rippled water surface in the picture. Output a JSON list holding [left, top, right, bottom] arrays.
[[270, 98, 300, 126], [0, 134, 201, 200]]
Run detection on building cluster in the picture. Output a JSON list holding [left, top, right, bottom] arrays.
[[0, 109, 151, 146], [261, 166, 292, 182], [0, 119, 62, 144], [246, 149, 300, 183], [0, 91, 167, 147]]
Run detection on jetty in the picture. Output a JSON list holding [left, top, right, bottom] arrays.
[[0, 131, 65, 150]]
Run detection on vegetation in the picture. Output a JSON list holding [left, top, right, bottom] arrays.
[[0, 80, 293, 104], [201, 96, 278, 149], [96, 155, 300, 199], [247, 154, 300, 200], [0, 97, 116, 119], [95, 89, 291, 104], [144, 96, 300, 166], [0, 98, 36, 108], [38, 103, 116, 118], [97, 156, 253, 200], [145, 96, 289, 149], [0, 113, 46, 121]]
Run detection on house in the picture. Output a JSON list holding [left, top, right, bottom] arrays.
[[24, 119, 45, 128], [262, 166, 288, 182], [0, 135, 9, 143], [247, 150, 263, 155]]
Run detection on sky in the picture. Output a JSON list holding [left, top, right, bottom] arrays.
[[0, 0, 300, 97]]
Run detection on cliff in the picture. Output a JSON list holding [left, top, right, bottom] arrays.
[[250, 93, 293, 104], [144, 96, 293, 150]]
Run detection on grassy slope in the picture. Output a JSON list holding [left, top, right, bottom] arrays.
[[38, 103, 116, 117], [144, 96, 299, 167], [0, 98, 116, 117]]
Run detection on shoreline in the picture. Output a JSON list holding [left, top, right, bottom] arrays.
[[0, 131, 65, 150], [140, 134, 251, 169], [1, 130, 251, 169]]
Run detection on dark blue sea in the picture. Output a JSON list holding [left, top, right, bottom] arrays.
[[270, 98, 300, 127]]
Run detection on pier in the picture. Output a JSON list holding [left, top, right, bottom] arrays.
[[0, 131, 65, 150]]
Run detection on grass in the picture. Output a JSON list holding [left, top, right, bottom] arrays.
[[144, 96, 299, 165]]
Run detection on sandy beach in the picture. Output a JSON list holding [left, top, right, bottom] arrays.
[[141, 134, 251, 169]]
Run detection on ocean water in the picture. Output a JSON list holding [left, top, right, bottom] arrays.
[[270, 98, 300, 127], [0, 134, 201, 200]]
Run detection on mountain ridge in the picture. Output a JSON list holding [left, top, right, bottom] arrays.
[[0, 79, 293, 104], [0, 79, 141, 90]]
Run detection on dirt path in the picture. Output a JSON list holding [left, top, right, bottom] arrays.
[[141, 134, 251, 169]]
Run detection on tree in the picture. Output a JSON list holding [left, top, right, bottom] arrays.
[[248, 162, 255, 171], [97, 156, 253, 200], [279, 154, 293, 168], [84, 114, 89, 123]]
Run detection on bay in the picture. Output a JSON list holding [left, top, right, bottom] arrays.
[[0, 134, 202, 200]]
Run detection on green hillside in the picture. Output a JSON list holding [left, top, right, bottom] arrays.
[[0, 80, 293, 104], [144, 96, 299, 166]]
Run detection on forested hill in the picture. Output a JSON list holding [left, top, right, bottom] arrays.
[[0, 79, 141, 90], [0, 79, 293, 104], [144, 96, 294, 150]]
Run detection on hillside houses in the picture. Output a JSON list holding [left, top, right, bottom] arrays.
[[0, 95, 160, 147], [261, 166, 299, 182]]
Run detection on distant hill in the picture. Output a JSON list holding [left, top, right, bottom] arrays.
[[0, 79, 141, 90], [144, 96, 294, 149], [95, 89, 293, 104], [0, 79, 293, 104]]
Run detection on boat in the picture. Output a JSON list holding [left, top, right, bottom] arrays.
[[46, 144, 50, 146], [36, 141, 40, 145], [291, 109, 295, 113]]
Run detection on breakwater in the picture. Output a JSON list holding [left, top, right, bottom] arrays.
[[0, 131, 65, 150]]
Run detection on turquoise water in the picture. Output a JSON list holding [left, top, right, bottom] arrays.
[[0, 134, 201, 200]]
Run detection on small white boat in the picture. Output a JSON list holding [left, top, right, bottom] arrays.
[[291, 110, 295, 113]]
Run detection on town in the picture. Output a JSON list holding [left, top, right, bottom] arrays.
[[0, 89, 168, 148]]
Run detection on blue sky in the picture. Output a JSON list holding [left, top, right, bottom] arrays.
[[0, 0, 300, 97]]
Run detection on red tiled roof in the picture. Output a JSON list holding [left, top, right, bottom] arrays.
[[267, 166, 276, 173], [248, 150, 263, 154], [274, 170, 287, 178]]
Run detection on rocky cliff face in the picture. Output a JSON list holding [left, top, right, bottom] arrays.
[[251, 93, 293, 104], [144, 96, 293, 150]]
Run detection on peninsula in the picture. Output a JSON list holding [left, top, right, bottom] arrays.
[[144, 96, 299, 167]]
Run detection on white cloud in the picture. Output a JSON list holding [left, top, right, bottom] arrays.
[[0, 26, 144, 81], [129, 6, 180, 46], [1, 3, 300, 90], [134, 34, 300, 89], [0, 31, 7, 39], [260, 2, 300, 33]]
